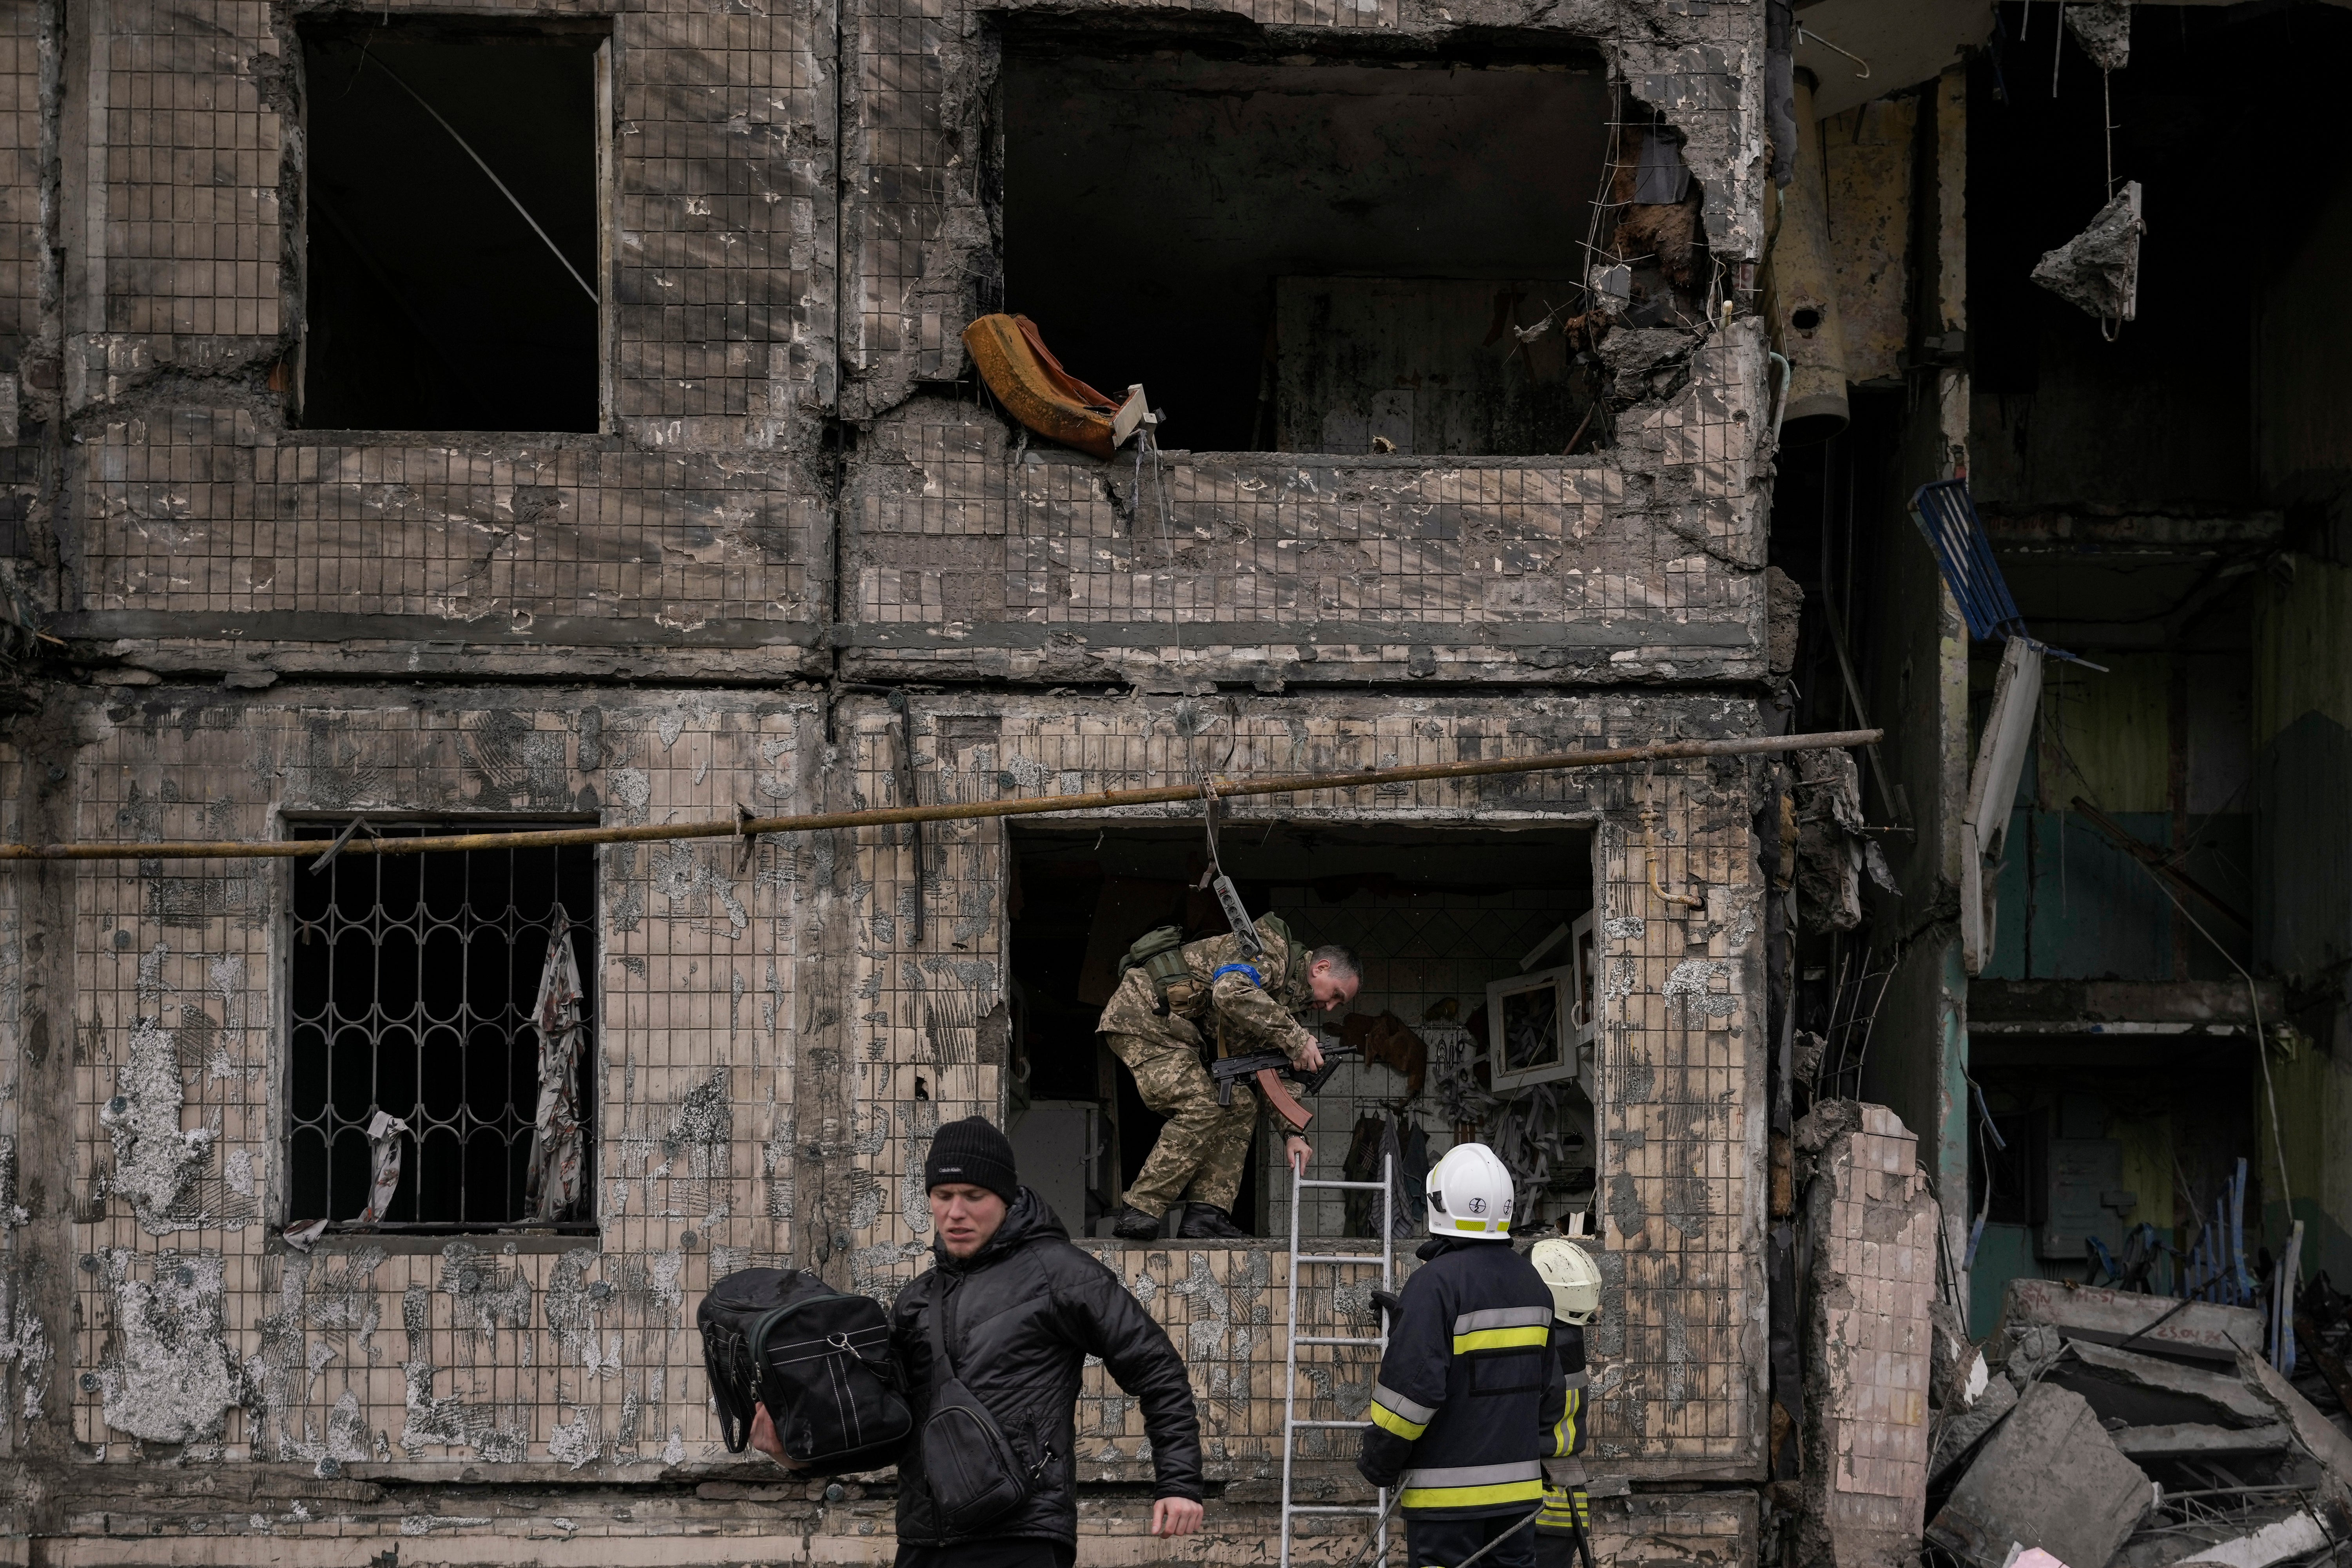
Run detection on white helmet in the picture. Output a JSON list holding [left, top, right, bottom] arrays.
[[1529, 1237, 1603, 1325], [1425, 1142, 1514, 1240]]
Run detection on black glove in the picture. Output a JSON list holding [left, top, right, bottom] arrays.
[[1356, 1450, 1400, 1492], [1370, 1288, 1403, 1327]]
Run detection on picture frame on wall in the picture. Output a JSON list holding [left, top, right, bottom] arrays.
[[1487, 963, 1582, 1091]]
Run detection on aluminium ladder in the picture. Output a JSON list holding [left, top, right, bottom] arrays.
[[1279, 1153, 1396, 1568]]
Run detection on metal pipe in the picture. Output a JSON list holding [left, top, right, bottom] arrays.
[[0, 728, 1881, 863]]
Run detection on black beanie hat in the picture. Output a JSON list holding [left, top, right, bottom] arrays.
[[925, 1117, 1019, 1205]]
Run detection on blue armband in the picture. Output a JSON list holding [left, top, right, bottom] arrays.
[[1210, 963, 1264, 988]]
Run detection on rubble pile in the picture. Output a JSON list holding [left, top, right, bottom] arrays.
[[1923, 1280, 2352, 1568]]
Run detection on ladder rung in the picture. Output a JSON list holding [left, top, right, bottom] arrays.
[[1289, 1419, 1371, 1428], [1286, 1505, 1388, 1515], [1293, 1254, 1388, 1265], [1296, 1334, 1384, 1345], [1296, 1178, 1394, 1190]]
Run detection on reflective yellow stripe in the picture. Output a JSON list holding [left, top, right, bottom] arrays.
[[1399, 1478, 1546, 1511], [1550, 1387, 1581, 1456], [1370, 1401, 1429, 1440], [1452, 1325, 1552, 1354]]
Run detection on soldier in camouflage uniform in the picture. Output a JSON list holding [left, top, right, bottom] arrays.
[[1098, 917, 1361, 1239]]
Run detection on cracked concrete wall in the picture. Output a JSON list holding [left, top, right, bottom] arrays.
[[1795, 1102, 1939, 1568], [0, 685, 1770, 1553], [0, 0, 1774, 690], [0, 0, 1784, 1555]]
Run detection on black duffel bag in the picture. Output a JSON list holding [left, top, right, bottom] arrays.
[[700, 1267, 912, 1473]]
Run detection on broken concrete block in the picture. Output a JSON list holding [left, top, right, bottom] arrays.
[[2109, 1423, 2293, 1461], [2235, 1348, 2352, 1482], [1928, 1371, 2016, 1485], [1926, 1382, 2154, 1568], [2051, 1340, 2278, 1430], [2005, 1323, 2065, 1387], [2175, 1501, 2352, 1568], [2032, 186, 2144, 326], [1998, 1279, 2265, 1364], [2064, 0, 2131, 71], [1797, 1103, 1940, 1568]]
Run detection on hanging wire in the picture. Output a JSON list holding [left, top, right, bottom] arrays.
[[358, 54, 600, 306]]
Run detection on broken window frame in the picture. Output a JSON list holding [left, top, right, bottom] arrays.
[[290, 19, 617, 436], [281, 816, 601, 1237]]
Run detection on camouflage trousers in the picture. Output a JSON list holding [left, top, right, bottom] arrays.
[[1106, 1030, 1258, 1216]]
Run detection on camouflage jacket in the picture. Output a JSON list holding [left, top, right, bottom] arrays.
[[1096, 918, 1320, 1065]]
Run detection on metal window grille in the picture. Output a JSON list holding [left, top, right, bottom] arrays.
[[288, 821, 597, 1232]]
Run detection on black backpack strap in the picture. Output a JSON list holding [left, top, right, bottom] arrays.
[[925, 1277, 957, 1394]]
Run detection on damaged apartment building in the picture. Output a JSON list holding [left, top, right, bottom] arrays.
[[2, 0, 2350, 1563]]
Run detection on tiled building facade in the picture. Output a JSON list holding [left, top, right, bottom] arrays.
[[0, 0, 1785, 1559]]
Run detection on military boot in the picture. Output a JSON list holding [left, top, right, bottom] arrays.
[[1178, 1203, 1247, 1239], [1111, 1205, 1164, 1241]]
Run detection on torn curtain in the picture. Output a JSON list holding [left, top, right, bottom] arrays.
[[525, 928, 587, 1222]]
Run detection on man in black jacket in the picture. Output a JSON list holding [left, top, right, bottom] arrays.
[[754, 1117, 1204, 1568]]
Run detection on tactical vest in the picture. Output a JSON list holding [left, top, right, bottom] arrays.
[[1117, 915, 1297, 1021]]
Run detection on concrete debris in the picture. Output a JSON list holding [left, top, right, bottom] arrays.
[[2000, 1279, 2265, 1364], [1932, 1275, 2352, 1568], [2064, 0, 2132, 71], [2002, 1322, 2067, 1387], [2032, 187, 2145, 327], [1928, 1372, 2016, 1484], [2175, 1503, 2352, 1568], [2108, 1421, 2291, 1460], [2050, 1339, 2278, 1430], [2235, 1346, 2352, 1480], [1925, 1382, 2154, 1568]]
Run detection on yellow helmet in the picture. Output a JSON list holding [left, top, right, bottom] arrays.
[[1529, 1237, 1603, 1325]]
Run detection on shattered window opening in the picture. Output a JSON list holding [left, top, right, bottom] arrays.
[[997, 31, 1621, 456], [298, 24, 607, 434], [287, 821, 598, 1233]]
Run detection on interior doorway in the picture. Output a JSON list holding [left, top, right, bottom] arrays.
[[1006, 822, 1596, 1240]]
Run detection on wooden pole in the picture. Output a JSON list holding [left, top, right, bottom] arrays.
[[0, 728, 1882, 863]]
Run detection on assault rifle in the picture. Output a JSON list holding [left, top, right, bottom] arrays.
[[1210, 1044, 1360, 1132]]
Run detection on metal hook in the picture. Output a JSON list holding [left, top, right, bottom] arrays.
[[1797, 23, 1870, 79], [1198, 776, 1226, 888]]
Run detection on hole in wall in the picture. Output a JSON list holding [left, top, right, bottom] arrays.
[[299, 25, 604, 433], [998, 28, 1614, 455]]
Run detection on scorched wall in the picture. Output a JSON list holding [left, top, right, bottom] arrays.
[[0, 0, 1787, 1555]]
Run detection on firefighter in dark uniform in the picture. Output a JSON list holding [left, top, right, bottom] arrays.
[[1357, 1143, 1569, 1568], [1529, 1236, 1601, 1568]]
